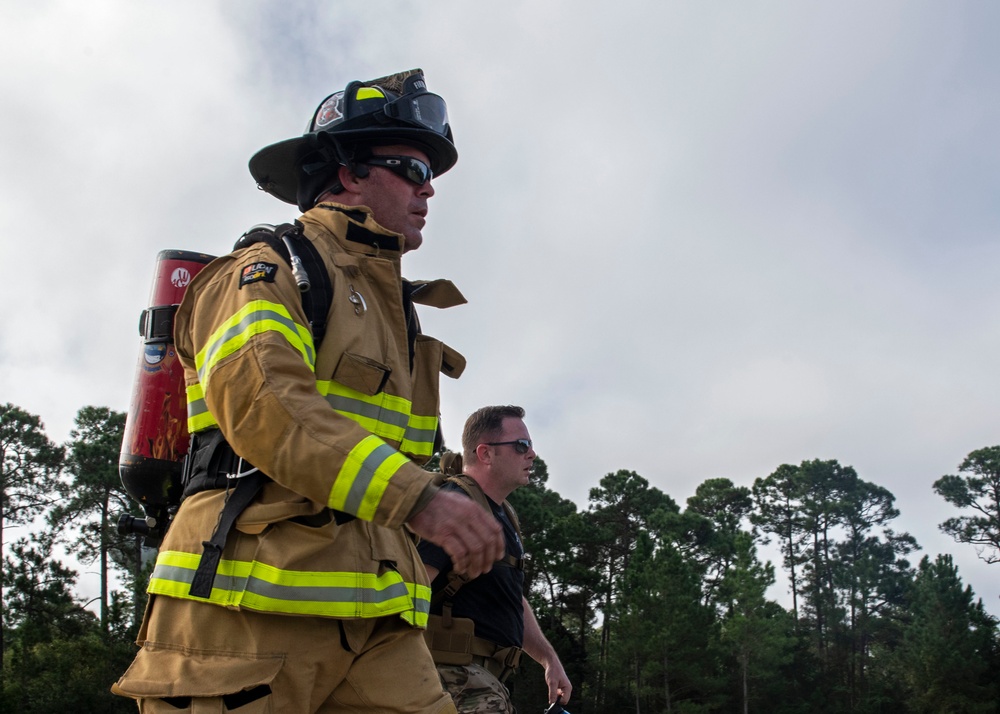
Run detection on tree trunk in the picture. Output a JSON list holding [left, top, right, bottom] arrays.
[[100, 495, 110, 633], [663, 650, 672, 714], [0, 497, 4, 677], [742, 650, 749, 714], [633, 655, 641, 714]]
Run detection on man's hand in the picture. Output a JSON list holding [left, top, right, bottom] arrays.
[[544, 662, 572, 707], [407, 489, 504, 578]]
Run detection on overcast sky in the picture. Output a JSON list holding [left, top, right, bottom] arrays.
[[3, 1, 998, 615]]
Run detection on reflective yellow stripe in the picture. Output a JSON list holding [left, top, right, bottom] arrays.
[[195, 300, 314, 389], [329, 435, 410, 520], [187, 376, 433, 460], [185, 383, 218, 432], [317, 380, 438, 458], [148, 550, 429, 625]]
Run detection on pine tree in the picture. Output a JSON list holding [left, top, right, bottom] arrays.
[[49, 406, 135, 635], [891, 554, 999, 713], [0, 404, 63, 673]]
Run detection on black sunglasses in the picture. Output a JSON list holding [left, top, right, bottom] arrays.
[[484, 439, 533, 455], [362, 155, 433, 186]]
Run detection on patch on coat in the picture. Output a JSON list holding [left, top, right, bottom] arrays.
[[239, 262, 278, 288]]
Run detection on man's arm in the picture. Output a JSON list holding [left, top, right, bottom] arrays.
[[409, 492, 502, 579], [521, 597, 572, 705]]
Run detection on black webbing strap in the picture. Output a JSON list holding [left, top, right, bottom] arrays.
[[188, 470, 269, 599], [430, 472, 524, 616], [282, 222, 332, 347], [233, 221, 333, 347]]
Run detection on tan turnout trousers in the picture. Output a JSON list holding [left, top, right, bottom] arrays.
[[113, 596, 456, 713]]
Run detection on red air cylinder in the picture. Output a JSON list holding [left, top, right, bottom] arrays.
[[119, 250, 216, 528]]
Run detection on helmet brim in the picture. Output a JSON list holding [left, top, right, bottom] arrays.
[[249, 127, 458, 207]]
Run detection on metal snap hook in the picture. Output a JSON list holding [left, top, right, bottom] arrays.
[[348, 285, 367, 315]]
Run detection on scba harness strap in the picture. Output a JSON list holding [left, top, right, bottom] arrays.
[[233, 221, 333, 345], [186, 222, 341, 599], [424, 455, 524, 681]]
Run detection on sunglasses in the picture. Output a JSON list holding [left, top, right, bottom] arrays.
[[484, 439, 533, 455], [362, 155, 433, 186]]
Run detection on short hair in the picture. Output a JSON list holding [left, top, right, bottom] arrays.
[[462, 405, 525, 462]]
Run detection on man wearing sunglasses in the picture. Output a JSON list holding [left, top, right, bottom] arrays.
[[114, 69, 504, 714], [419, 405, 573, 713]]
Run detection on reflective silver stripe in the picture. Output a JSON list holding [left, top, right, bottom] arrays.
[[326, 393, 408, 430], [187, 397, 209, 419], [401, 423, 437, 448], [343, 442, 400, 514], [325, 393, 436, 450]]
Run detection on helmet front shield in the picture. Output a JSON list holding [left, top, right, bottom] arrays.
[[383, 92, 450, 137]]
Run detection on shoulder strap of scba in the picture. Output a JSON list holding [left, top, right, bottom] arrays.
[[234, 221, 333, 345], [187, 221, 338, 599], [433, 456, 524, 614]]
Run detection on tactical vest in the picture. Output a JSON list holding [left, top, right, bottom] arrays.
[[423, 456, 524, 681]]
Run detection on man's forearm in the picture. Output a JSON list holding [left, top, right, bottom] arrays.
[[521, 598, 573, 704], [522, 598, 558, 664]]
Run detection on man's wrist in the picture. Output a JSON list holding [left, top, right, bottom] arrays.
[[406, 473, 446, 520]]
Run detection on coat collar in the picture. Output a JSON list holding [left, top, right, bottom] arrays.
[[301, 202, 405, 257]]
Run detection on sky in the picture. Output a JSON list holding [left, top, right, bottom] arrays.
[[2, 1, 999, 615]]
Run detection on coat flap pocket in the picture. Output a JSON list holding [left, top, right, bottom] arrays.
[[333, 352, 391, 396], [113, 643, 284, 698], [409, 279, 467, 309], [440, 342, 466, 380]]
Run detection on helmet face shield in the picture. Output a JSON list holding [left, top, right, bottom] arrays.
[[384, 92, 450, 136]]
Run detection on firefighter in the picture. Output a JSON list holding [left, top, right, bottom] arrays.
[[419, 406, 572, 713], [113, 69, 504, 713]]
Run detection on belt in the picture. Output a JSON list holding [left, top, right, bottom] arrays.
[[470, 644, 522, 683]]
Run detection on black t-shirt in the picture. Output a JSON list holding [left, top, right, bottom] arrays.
[[417, 482, 525, 647]]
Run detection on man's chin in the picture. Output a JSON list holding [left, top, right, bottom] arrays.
[[403, 232, 423, 253]]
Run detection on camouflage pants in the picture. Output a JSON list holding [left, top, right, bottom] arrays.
[[437, 663, 515, 713]]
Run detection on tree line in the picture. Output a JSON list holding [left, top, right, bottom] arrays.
[[1, 401, 998, 713]]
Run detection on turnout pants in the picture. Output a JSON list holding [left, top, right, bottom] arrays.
[[113, 595, 456, 714]]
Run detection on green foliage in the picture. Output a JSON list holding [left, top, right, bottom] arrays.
[[887, 554, 999, 714], [934, 445, 1000, 564], [0, 405, 64, 673], [2, 533, 92, 645], [1, 403, 999, 713], [508, 458, 594, 714], [1, 532, 133, 713], [0, 403, 64, 551], [612, 533, 722, 711], [48, 407, 137, 634], [685, 478, 754, 611], [752, 463, 808, 621], [1, 629, 136, 714]]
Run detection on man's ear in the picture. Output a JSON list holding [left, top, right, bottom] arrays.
[[475, 443, 492, 465], [338, 164, 364, 194]]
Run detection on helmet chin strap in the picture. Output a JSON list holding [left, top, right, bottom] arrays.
[[300, 135, 372, 208]]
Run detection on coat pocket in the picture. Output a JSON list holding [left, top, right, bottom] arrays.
[[332, 351, 391, 396]]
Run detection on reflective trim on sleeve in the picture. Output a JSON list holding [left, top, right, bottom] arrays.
[[148, 550, 430, 625], [329, 435, 411, 520], [195, 300, 315, 389], [185, 382, 219, 432], [316, 380, 438, 458]]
